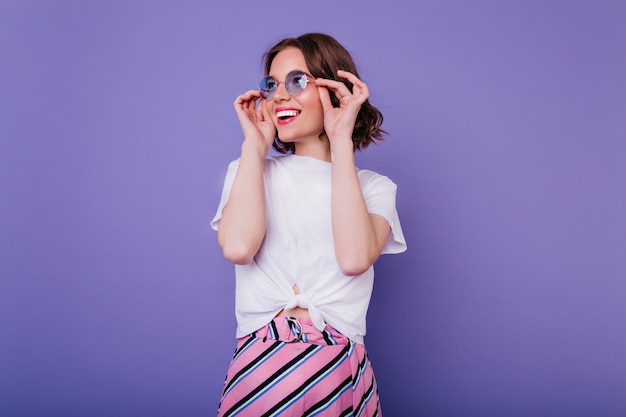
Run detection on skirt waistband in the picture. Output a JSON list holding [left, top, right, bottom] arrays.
[[249, 317, 351, 346]]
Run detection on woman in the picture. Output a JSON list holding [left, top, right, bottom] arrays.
[[211, 33, 406, 417]]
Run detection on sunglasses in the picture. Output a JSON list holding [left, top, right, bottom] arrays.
[[259, 70, 315, 100]]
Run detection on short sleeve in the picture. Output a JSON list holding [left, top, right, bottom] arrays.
[[359, 170, 407, 254], [210, 158, 240, 231]]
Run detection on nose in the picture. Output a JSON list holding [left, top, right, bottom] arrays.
[[272, 81, 290, 101]]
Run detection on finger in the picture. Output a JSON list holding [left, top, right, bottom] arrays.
[[315, 78, 352, 99], [247, 96, 258, 111], [317, 85, 334, 112], [336, 70, 359, 82], [337, 70, 369, 100], [234, 90, 261, 105], [235, 89, 260, 100], [258, 99, 272, 121], [235, 94, 262, 115]]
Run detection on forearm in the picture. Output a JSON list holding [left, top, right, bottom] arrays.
[[330, 140, 381, 276], [218, 141, 268, 264]]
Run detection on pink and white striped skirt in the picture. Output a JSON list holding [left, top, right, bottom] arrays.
[[216, 317, 382, 417]]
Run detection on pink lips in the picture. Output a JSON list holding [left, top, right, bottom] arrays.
[[275, 107, 300, 125]]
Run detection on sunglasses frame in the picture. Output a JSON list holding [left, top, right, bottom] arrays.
[[259, 69, 315, 100]]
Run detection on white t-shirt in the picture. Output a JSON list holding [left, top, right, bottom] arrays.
[[211, 154, 406, 344]]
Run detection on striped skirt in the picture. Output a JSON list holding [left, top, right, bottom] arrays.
[[217, 317, 382, 417]]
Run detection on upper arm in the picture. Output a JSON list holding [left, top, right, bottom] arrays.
[[360, 171, 407, 257], [370, 213, 392, 257]]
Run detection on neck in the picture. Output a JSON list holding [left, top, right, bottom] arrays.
[[293, 137, 332, 162]]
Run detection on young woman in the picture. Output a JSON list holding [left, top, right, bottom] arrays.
[[211, 33, 406, 417]]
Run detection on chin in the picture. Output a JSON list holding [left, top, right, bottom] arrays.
[[276, 130, 324, 145], [275, 131, 300, 144], [276, 135, 295, 144]]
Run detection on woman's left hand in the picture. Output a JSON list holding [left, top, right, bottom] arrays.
[[315, 70, 369, 146]]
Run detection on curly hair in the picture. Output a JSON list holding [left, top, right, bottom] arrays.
[[262, 33, 386, 154]]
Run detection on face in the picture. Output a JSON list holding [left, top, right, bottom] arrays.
[[264, 47, 326, 152]]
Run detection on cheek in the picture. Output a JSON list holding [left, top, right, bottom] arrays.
[[294, 90, 325, 129], [306, 95, 325, 122], [309, 105, 325, 130]]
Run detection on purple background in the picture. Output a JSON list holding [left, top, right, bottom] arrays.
[[1, 1, 625, 416]]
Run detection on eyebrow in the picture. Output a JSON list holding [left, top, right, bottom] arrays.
[[267, 69, 314, 79]]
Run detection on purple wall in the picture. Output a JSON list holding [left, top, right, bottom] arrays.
[[1, 1, 625, 416]]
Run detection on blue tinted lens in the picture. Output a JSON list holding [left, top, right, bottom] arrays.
[[286, 70, 308, 95], [259, 71, 309, 99], [259, 76, 277, 99]]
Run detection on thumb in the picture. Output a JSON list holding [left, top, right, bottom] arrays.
[[317, 86, 334, 112], [258, 99, 270, 121]]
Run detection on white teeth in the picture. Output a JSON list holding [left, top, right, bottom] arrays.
[[276, 110, 299, 118]]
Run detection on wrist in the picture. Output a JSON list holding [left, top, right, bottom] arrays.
[[329, 136, 354, 157], [241, 137, 271, 159]]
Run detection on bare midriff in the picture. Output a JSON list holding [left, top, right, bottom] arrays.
[[276, 284, 311, 319]]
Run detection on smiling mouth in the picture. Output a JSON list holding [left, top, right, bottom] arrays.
[[276, 109, 300, 124]]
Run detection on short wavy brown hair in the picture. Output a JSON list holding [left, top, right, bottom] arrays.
[[263, 33, 386, 154]]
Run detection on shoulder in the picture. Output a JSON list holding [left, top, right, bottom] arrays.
[[265, 154, 290, 166], [263, 154, 294, 175], [357, 168, 397, 190], [225, 154, 289, 171], [227, 157, 241, 169]]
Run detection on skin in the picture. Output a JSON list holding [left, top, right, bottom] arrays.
[[218, 47, 391, 319]]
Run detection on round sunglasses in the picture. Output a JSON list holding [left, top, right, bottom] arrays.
[[259, 70, 315, 100]]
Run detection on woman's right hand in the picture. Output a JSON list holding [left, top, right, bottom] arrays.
[[221, 91, 274, 264], [233, 90, 276, 154]]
